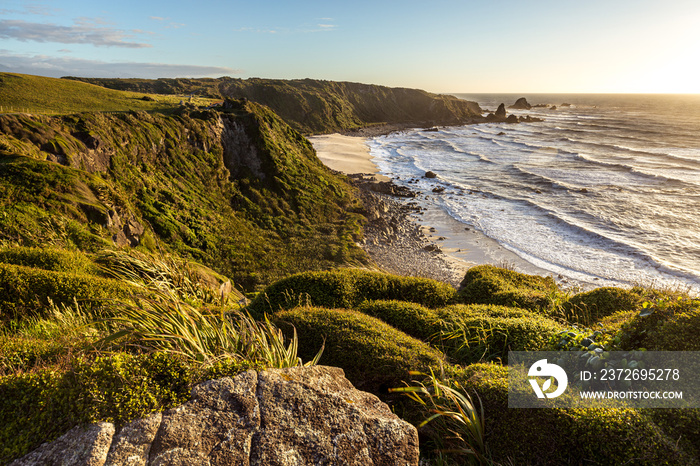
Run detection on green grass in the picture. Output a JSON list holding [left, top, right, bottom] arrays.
[[0, 72, 216, 115]]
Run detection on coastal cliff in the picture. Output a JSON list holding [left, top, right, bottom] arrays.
[[64, 76, 483, 134], [1, 74, 699, 465], [0, 99, 366, 290]]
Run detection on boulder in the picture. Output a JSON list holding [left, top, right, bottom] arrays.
[[508, 97, 532, 110], [11, 366, 419, 466], [506, 114, 519, 123], [495, 103, 507, 119], [425, 171, 438, 179]]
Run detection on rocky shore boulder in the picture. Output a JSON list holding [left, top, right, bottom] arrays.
[[11, 366, 419, 466], [508, 97, 532, 110]]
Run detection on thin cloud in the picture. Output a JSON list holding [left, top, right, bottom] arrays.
[[0, 19, 151, 48], [0, 52, 241, 79]]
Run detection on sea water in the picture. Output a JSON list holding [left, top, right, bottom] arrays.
[[367, 94, 700, 293]]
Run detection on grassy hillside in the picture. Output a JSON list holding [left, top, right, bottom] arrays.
[[66, 76, 483, 134], [2, 74, 698, 465], [0, 100, 367, 290], [0, 73, 215, 115]]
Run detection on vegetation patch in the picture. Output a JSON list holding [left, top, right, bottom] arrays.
[[273, 306, 446, 394], [457, 264, 562, 312], [250, 269, 457, 315], [562, 286, 642, 325]]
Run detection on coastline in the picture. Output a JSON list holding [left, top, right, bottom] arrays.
[[309, 130, 569, 289]]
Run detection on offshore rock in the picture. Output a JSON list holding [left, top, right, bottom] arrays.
[[495, 103, 507, 119], [509, 97, 532, 110], [12, 366, 419, 466]]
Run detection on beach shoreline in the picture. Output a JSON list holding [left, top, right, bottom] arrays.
[[309, 131, 575, 290]]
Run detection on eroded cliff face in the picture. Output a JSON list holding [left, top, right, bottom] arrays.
[[0, 101, 367, 289]]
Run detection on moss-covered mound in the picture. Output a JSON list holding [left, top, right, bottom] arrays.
[[457, 264, 561, 312], [250, 269, 458, 315], [563, 286, 642, 325], [273, 306, 446, 393]]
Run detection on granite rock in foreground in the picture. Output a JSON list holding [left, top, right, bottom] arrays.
[[11, 366, 419, 466]]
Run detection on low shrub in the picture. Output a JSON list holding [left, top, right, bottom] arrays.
[[250, 269, 457, 315], [356, 300, 441, 341], [562, 286, 641, 325], [457, 265, 561, 312], [436, 308, 563, 364], [617, 295, 700, 351], [0, 352, 255, 464], [273, 306, 446, 394], [0, 246, 97, 275], [355, 301, 562, 365], [0, 262, 134, 320], [451, 363, 695, 465]]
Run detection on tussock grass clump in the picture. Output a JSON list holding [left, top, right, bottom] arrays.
[[250, 269, 458, 315], [273, 306, 446, 393], [391, 369, 488, 465], [101, 293, 321, 368], [457, 265, 562, 312], [94, 249, 244, 304]]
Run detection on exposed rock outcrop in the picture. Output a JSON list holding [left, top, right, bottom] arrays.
[[508, 97, 532, 110], [11, 366, 419, 466], [495, 103, 507, 119]]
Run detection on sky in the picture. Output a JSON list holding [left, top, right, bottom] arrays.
[[1, 0, 699, 93]]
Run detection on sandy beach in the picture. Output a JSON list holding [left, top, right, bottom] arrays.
[[307, 134, 389, 181], [309, 132, 568, 289]]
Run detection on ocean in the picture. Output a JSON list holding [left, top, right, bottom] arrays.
[[367, 93, 700, 293]]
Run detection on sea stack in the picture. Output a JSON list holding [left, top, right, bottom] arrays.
[[495, 103, 507, 119], [509, 97, 532, 110]]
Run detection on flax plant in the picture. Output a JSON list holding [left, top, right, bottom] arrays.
[[95, 249, 220, 304], [99, 293, 322, 368], [391, 369, 489, 465]]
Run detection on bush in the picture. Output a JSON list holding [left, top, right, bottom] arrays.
[[356, 300, 441, 341], [451, 363, 695, 465], [0, 352, 254, 464], [355, 301, 562, 365], [435, 306, 564, 364], [617, 295, 700, 351], [250, 269, 458, 315], [0, 262, 134, 320], [562, 287, 641, 325], [457, 265, 561, 312], [273, 306, 446, 394], [0, 246, 97, 275]]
